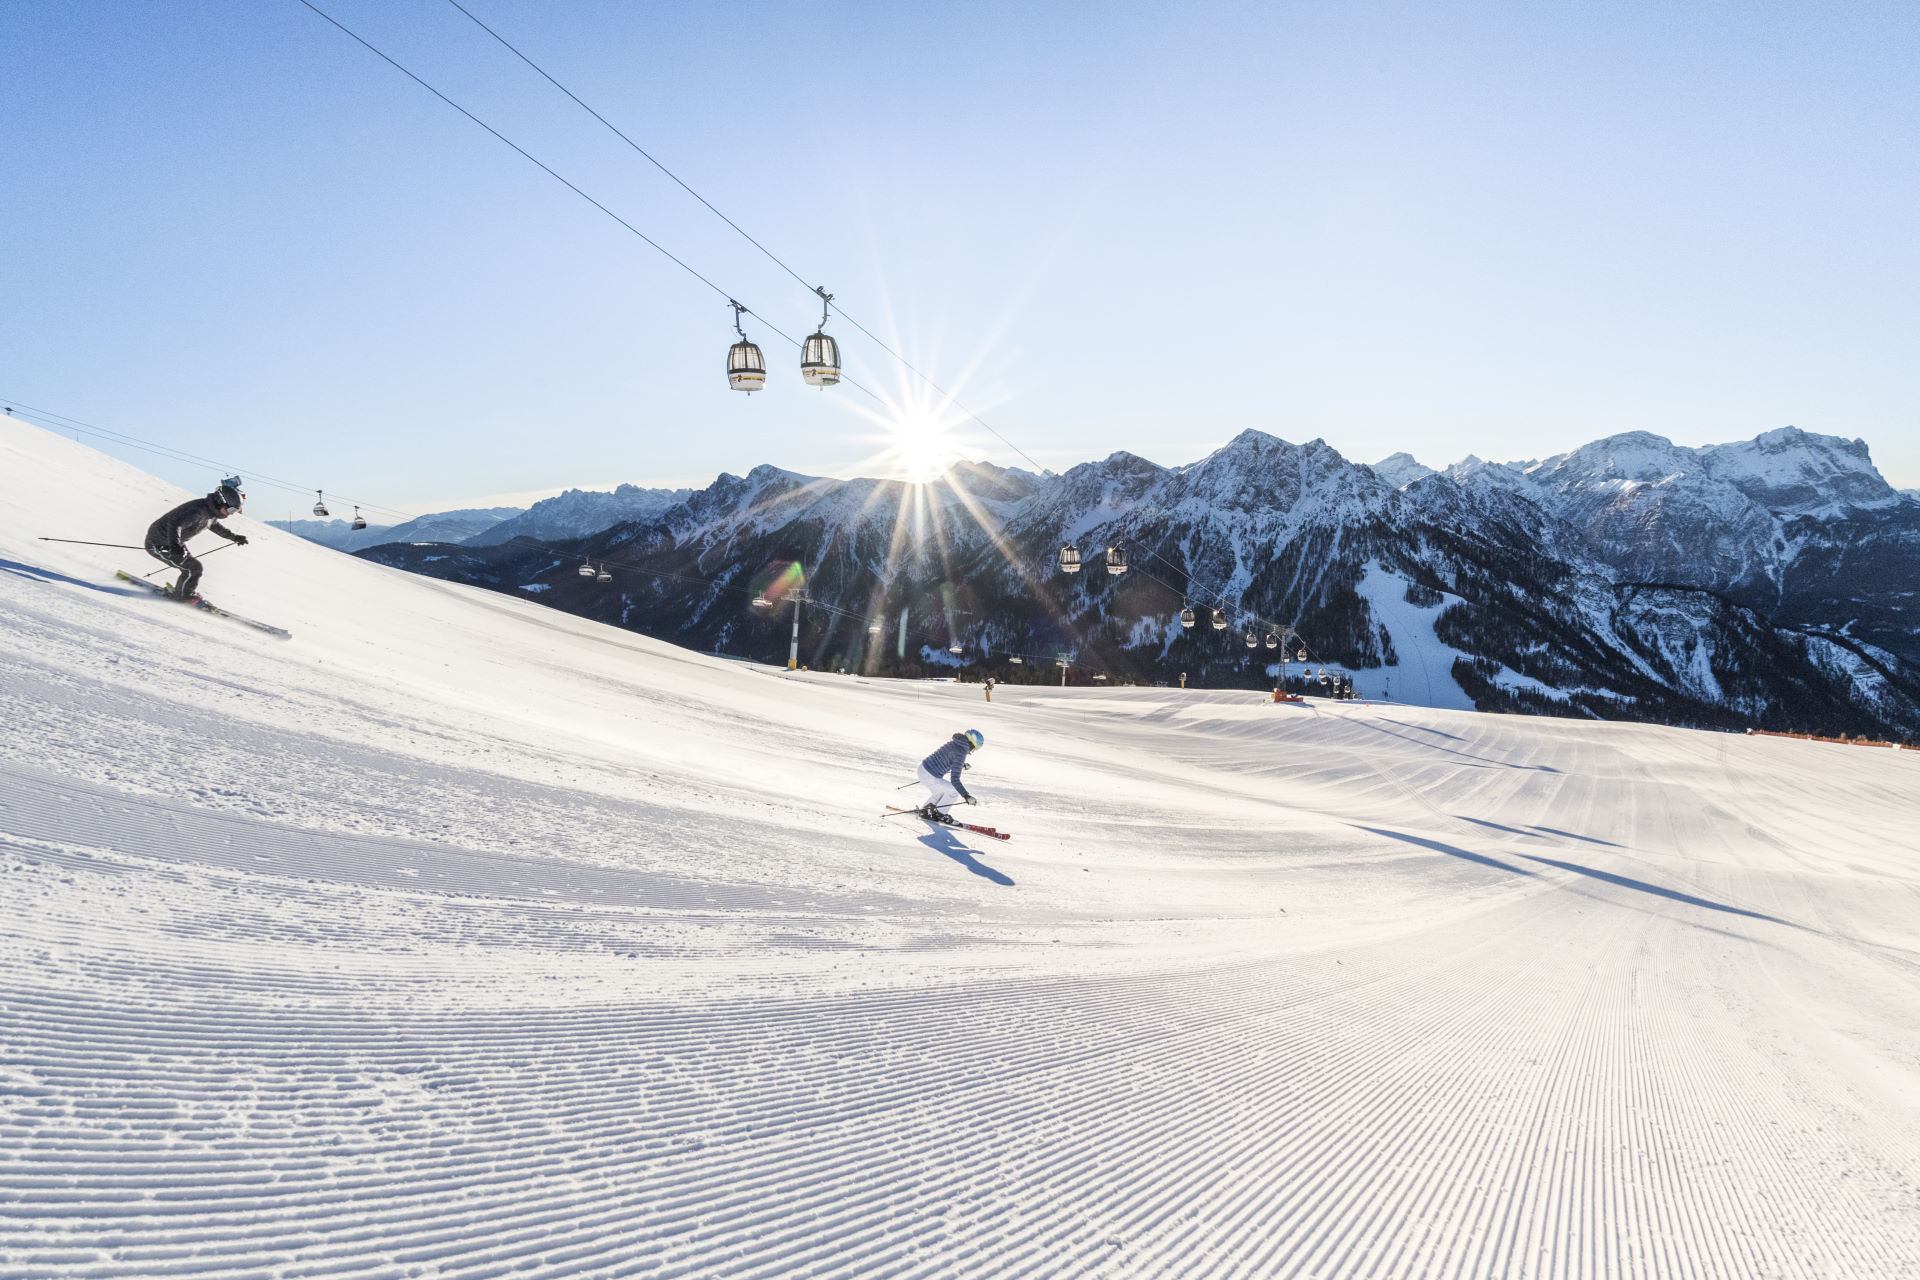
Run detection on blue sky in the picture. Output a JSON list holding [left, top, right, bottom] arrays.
[[5, 0, 1917, 519]]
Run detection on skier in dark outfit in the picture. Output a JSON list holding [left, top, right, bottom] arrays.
[[145, 480, 248, 604]]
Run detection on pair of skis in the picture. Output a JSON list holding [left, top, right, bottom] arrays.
[[114, 571, 292, 640], [883, 804, 1011, 841]]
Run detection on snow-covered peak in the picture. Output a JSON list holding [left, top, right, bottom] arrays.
[[1528, 431, 1691, 488], [1696, 426, 1895, 515], [1369, 452, 1435, 489], [940, 459, 1041, 504], [1434, 454, 1536, 497], [1166, 431, 1366, 510], [1514, 427, 1897, 517]]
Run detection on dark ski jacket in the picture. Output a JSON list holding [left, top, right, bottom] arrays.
[[147, 497, 241, 552], [919, 734, 974, 800]]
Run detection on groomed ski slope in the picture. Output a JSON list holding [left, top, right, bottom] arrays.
[[2, 419, 1918, 1279]]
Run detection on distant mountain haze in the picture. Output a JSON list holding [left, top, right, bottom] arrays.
[[284, 507, 524, 551], [464, 485, 693, 547]]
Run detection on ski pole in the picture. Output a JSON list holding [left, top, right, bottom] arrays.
[[38, 537, 144, 549], [141, 541, 237, 578]]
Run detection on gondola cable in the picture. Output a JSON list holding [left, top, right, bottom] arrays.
[[294, 0, 939, 421], [436, 0, 1048, 473], [0, 398, 423, 525]]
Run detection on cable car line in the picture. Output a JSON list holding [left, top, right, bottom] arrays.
[[292, 0, 926, 414], [442, 0, 815, 298], [290, 0, 801, 351], [1, 397, 423, 526], [1061, 528, 1320, 661], [435, 0, 1047, 473]]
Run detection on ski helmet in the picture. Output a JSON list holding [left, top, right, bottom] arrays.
[[210, 482, 242, 513], [964, 729, 984, 750]]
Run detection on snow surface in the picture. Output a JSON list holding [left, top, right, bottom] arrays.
[[1349, 562, 1475, 710], [3, 418, 1920, 1277]]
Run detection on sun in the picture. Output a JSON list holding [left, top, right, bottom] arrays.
[[888, 408, 959, 483]]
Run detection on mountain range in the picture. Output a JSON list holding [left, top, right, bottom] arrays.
[[356, 427, 1920, 742], [283, 507, 522, 551]]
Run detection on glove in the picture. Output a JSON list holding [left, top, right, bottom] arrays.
[[230, 534, 250, 546], [964, 795, 979, 806]]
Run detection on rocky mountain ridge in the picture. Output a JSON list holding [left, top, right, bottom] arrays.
[[1408, 427, 1920, 668], [358, 425, 1920, 742]]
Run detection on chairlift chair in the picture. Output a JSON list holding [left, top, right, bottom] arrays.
[[312, 491, 329, 518], [1244, 631, 1257, 649], [1180, 606, 1196, 629], [726, 301, 766, 393], [1059, 543, 1082, 574], [1265, 633, 1278, 649], [1009, 655, 1023, 665], [595, 566, 612, 582], [800, 286, 840, 387], [948, 643, 964, 656], [350, 506, 367, 531], [578, 561, 596, 578], [752, 594, 772, 608], [868, 617, 884, 634], [1211, 608, 1228, 630], [1105, 542, 1128, 575]]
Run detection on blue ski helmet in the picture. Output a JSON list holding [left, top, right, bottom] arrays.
[[964, 729, 984, 750]]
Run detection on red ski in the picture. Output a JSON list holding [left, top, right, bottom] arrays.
[[883, 805, 1011, 841]]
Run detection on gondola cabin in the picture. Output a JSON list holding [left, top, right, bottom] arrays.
[[728, 339, 766, 392], [800, 331, 840, 387], [800, 286, 840, 387]]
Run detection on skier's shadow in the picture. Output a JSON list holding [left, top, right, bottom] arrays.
[[917, 825, 1014, 886], [0, 558, 129, 593]]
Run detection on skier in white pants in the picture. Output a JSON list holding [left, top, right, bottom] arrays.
[[916, 729, 984, 821]]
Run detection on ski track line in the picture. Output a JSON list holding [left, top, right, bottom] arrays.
[[9, 873, 1916, 1278], [7, 809, 1912, 1280]]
